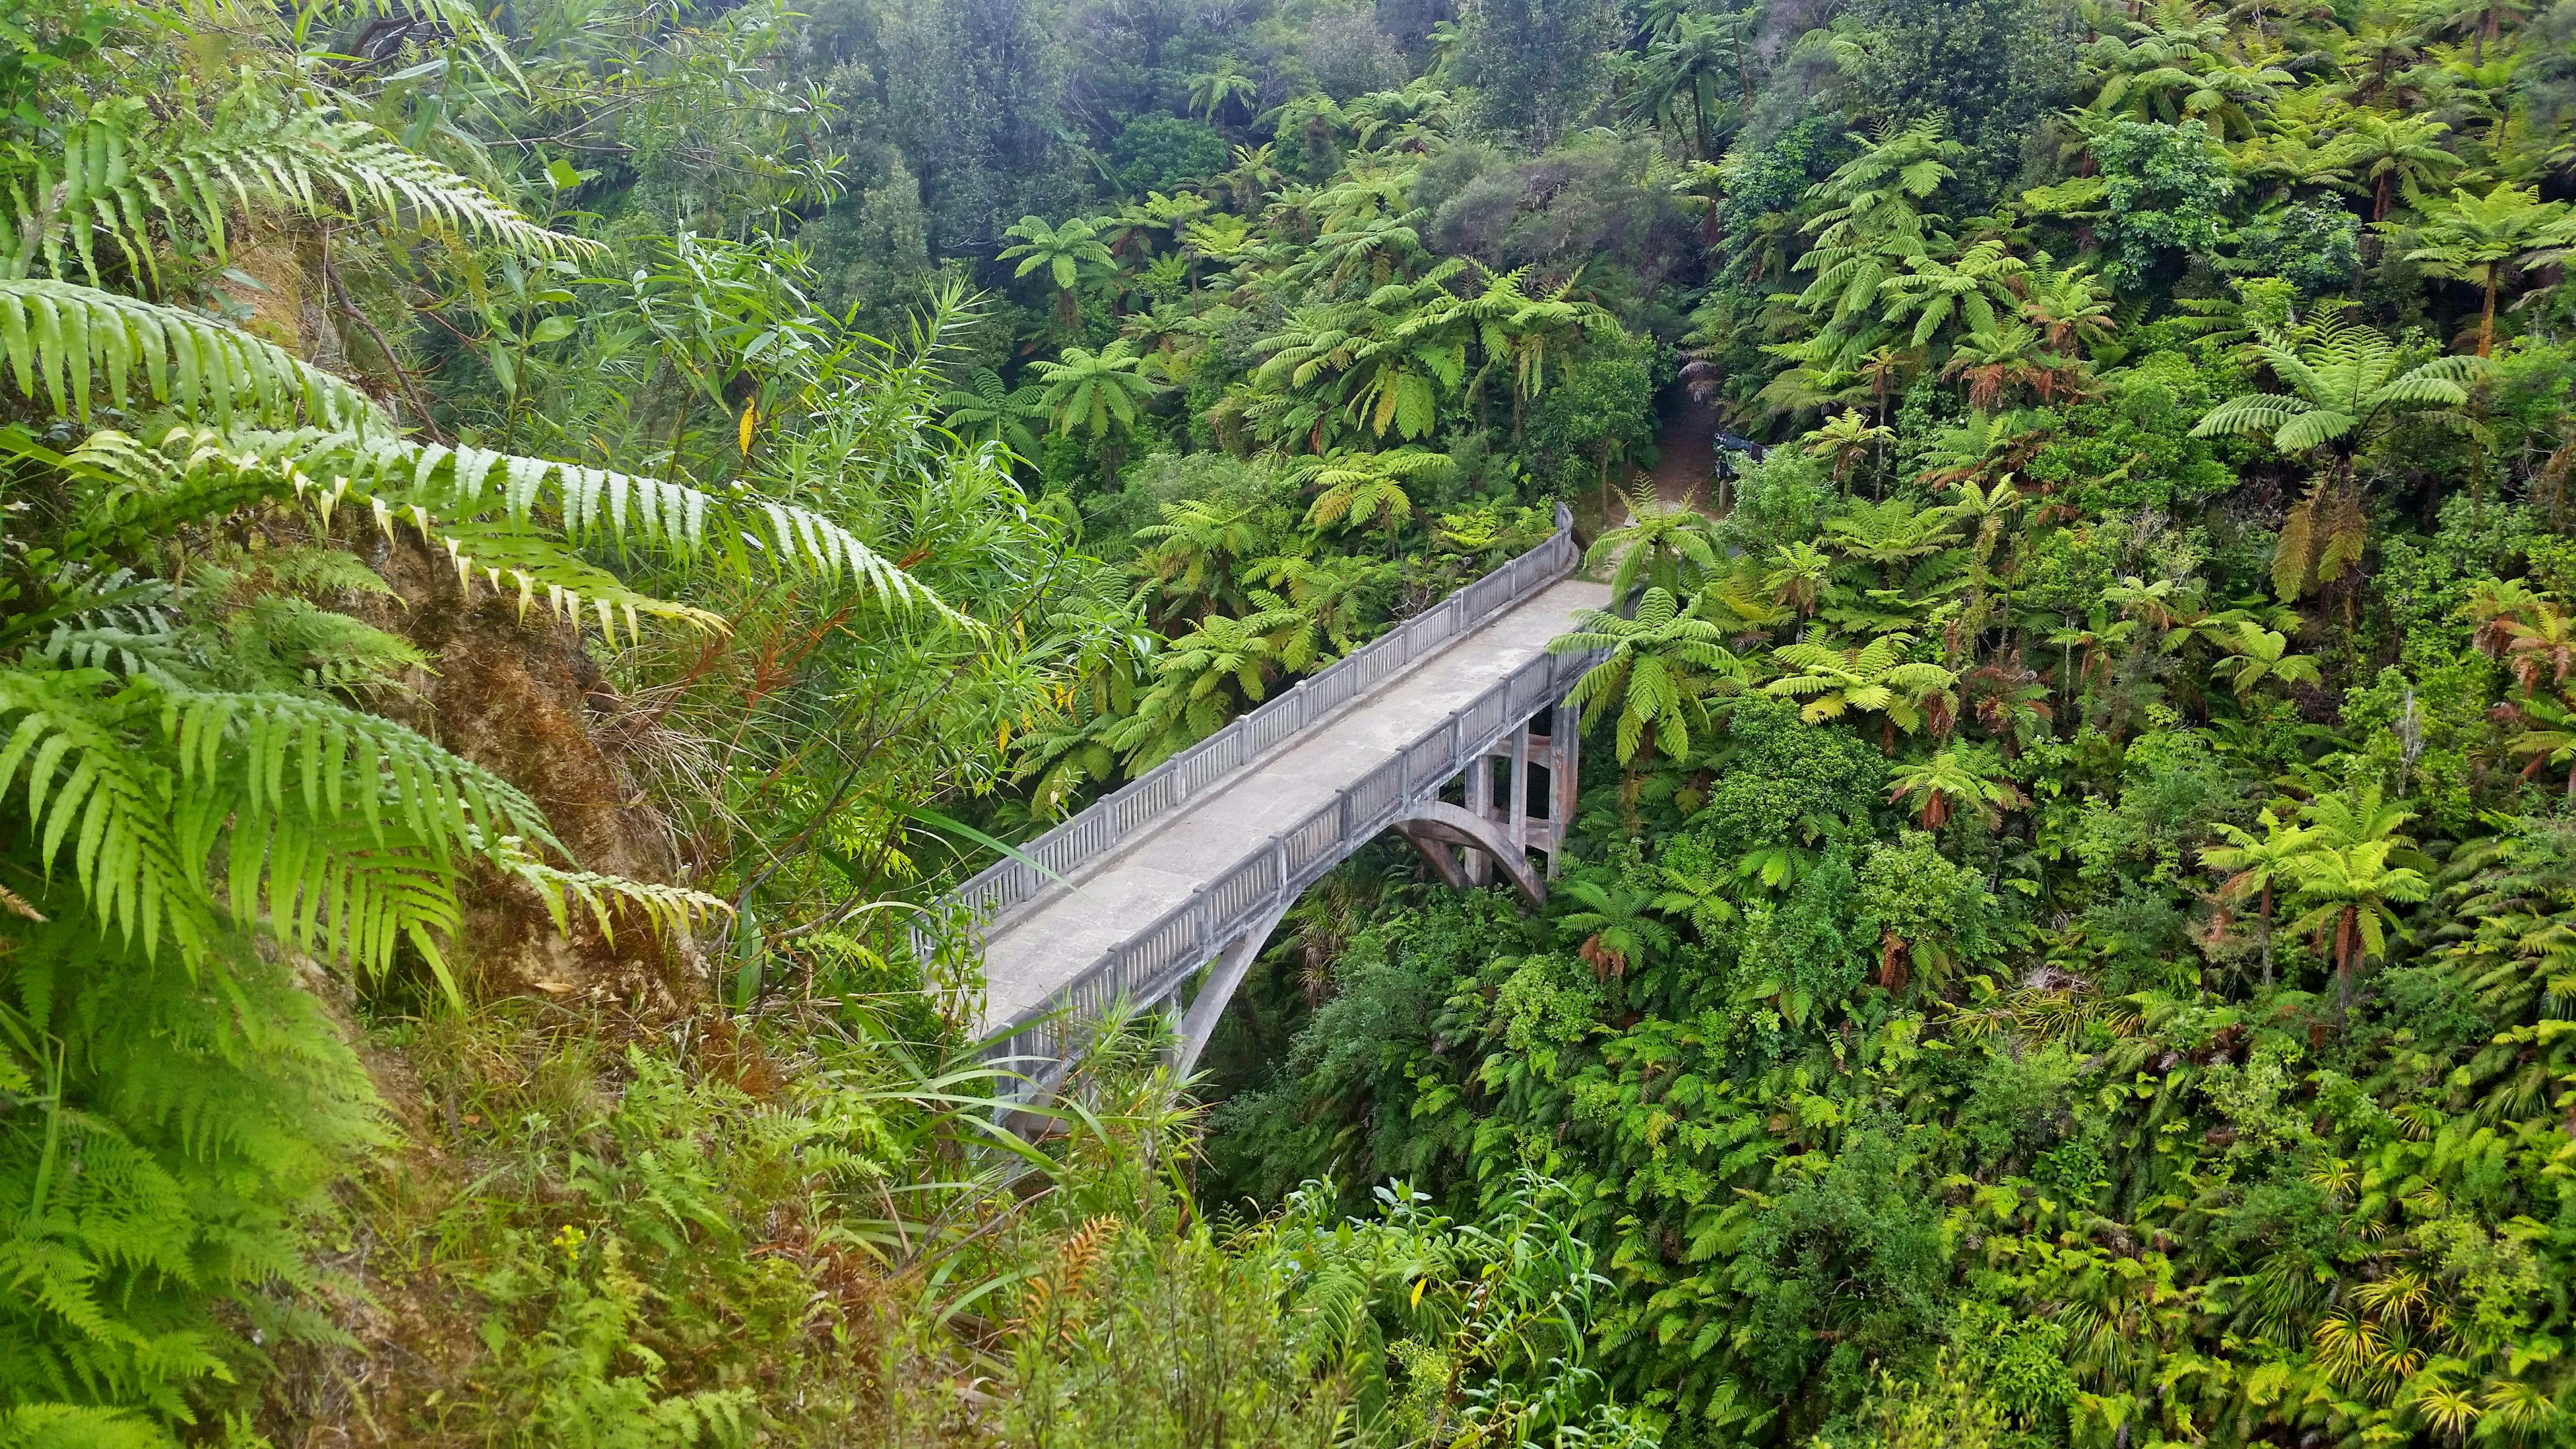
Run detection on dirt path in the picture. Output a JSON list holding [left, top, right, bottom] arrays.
[[1642, 394, 1722, 512]]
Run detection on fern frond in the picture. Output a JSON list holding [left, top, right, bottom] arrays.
[[409, 517, 730, 643], [2189, 393, 2306, 439], [9, 105, 592, 285], [0, 669, 212, 961], [0, 282, 377, 428], [203, 429, 949, 617], [160, 684, 560, 867], [488, 835, 732, 947]]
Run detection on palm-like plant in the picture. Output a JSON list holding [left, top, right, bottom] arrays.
[[1000, 215, 1116, 328], [1823, 496, 1966, 584], [1225, 143, 1285, 209], [1550, 588, 1747, 768], [2337, 110, 2458, 220], [1030, 340, 1163, 484], [936, 366, 1049, 460], [1803, 409, 1894, 487], [2211, 622, 2323, 696], [1651, 845, 1739, 937], [1455, 265, 1613, 441], [1133, 494, 1272, 624], [1556, 879, 1676, 979], [1187, 57, 1261, 126], [2188, 316, 2481, 490], [1942, 323, 2085, 411], [1587, 488, 1720, 604], [2009, 252, 2112, 356], [1764, 633, 1960, 745], [2201, 808, 2314, 987], [2405, 184, 2573, 356], [2469, 580, 2576, 691], [1764, 542, 1835, 627], [1288, 447, 1446, 551], [1107, 604, 1309, 769], [1878, 239, 2029, 354], [1624, 12, 1752, 159], [2286, 838, 2429, 1018], [1885, 746, 2027, 830]]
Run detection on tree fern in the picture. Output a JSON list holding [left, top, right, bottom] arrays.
[[4, 100, 596, 286], [0, 281, 374, 428], [489, 834, 733, 947], [0, 668, 563, 983], [142, 426, 949, 621]]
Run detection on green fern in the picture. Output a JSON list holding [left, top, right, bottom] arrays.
[[0, 280, 376, 427], [4, 99, 597, 285], [0, 668, 561, 982], [0, 920, 378, 1444], [490, 834, 734, 946], [144, 426, 949, 623], [0, 1405, 170, 1448]]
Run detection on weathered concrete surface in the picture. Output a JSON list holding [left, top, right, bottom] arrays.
[[979, 574, 1612, 1030]]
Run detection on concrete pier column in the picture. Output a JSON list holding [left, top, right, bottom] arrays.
[[1462, 751, 1494, 885], [1547, 700, 1581, 878], [1508, 722, 1532, 865]]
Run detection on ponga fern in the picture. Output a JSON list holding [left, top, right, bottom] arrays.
[[82, 425, 949, 636], [0, 280, 376, 427], [488, 834, 733, 947], [0, 665, 570, 995], [3, 97, 599, 285]]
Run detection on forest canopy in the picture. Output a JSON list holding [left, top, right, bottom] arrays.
[[1, 0, 2575, 1445]]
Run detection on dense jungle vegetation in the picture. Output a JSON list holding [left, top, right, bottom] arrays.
[[3, 0, 2576, 1444]]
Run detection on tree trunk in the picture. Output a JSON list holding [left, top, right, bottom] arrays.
[[350, 527, 704, 1011], [2257, 884, 2274, 989], [2335, 906, 2358, 1022]]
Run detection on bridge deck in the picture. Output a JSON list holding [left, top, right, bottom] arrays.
[[979, 575, 1611, 1029]]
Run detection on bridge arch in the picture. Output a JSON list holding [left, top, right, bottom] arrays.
[[1169, 751, 1569, 1075]]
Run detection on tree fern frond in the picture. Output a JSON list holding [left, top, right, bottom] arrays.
[[10, 105, 592, 285], [0, 282, 377, 428], [0, 669, 212, 962], [199, 429, 951, 618], [488, 834, 732, 946], [405, 516, 731, 644], [221, 811, 461, 983], [2189, 394, 2305, 439], [158, 684, 560, 867]]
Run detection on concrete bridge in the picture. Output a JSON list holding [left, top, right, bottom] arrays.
[[914, 506, 1609, 1094]]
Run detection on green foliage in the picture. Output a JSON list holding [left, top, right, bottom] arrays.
[[0, 921, 380, 1437], [2088, 118, 2237, 288], [1109, 117, 1228, 196]]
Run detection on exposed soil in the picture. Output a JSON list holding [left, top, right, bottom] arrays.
[[1641, 393, 1723, 513], [350, 528, 704, 1012]]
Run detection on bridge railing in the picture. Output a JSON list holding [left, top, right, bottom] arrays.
[[989, 641, 1595, 1080], [909, 500, 1578, 967]]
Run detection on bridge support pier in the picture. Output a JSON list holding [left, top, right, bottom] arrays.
[[1543, 699, 1580, 879], [1424, 703, 1582, 889], [1173, 898, 1294, 1077]]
